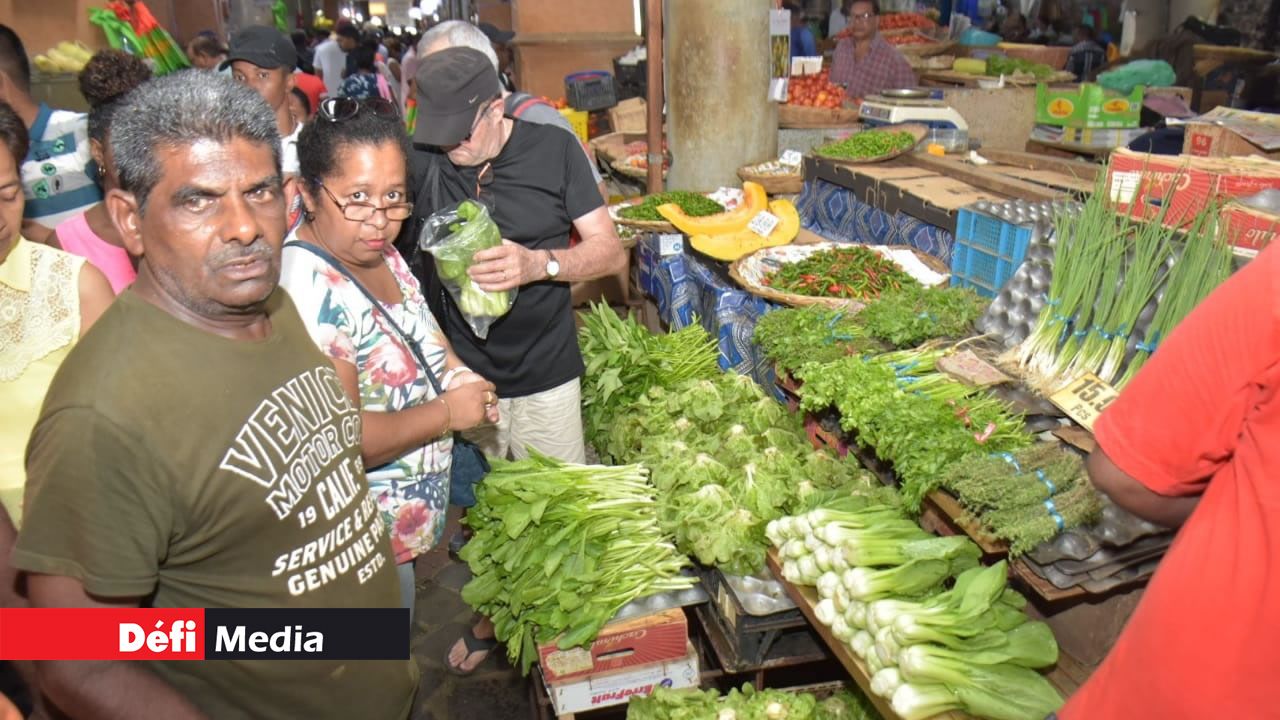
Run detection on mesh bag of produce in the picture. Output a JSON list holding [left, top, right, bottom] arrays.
[[418, 200, 517, 339]]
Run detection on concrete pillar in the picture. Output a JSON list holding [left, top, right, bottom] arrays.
[[665, 0, 776, 191]]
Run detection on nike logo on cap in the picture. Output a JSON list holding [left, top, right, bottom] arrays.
[[469, 94, 480, 103]]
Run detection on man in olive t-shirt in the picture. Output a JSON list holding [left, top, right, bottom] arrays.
[[13, 73, 416, 719]]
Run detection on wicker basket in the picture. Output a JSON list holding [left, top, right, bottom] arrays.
[[611, 158, 667, 181], [996, 43, 1071, 71], [737, 165, 804, 195], [778, 103, 862, 128], [729, 242, 950, 309]]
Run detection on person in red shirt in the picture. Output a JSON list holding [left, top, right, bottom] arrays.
[[828, 0, 916, 99], [1061, 243, 1280, 719]]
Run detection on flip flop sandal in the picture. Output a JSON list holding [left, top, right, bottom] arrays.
[[444, 628, 498, 677]]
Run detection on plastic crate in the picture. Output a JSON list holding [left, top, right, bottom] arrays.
[[565, 71, 618, 112], [949, 208, 1034, 297]]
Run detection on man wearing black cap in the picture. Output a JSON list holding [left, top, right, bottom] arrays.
[[225, 25, 301, 176], [477, 21, 516, 92]]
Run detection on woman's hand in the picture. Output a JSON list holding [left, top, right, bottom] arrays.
[[441, 380, 499, 432], [447, 370, 500, 423]]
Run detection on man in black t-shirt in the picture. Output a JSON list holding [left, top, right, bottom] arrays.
[[404, 47, 625, 467]]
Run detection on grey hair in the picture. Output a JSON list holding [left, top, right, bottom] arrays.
[[110, 71, 281, 214], [418, 20, 500, 71]]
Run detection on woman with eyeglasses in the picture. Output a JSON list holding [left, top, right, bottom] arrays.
[[278, 97, 499, 617]]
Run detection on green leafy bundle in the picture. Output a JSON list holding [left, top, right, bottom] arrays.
[[579, 302, 720, 451], [628, 683, 883, 720], [458, 452, 695, 675], [856, 285, 986, 349], [617, 191, 724, 221], [754, 305, 884, 372]]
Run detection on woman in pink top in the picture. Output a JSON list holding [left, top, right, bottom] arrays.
[[53, 50, 151, 294]]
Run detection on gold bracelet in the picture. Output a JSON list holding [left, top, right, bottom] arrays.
[[438, 395, 453, 437]]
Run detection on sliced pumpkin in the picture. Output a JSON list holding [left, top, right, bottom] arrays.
[[656, 181, 769, 236], [689, 199, 801, 261]]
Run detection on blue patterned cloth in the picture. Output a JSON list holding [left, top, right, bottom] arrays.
[[636, 236, 779, 394], [797, 178, 955, 263]]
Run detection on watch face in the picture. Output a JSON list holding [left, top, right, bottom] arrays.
[[548, 259, 561, 277]]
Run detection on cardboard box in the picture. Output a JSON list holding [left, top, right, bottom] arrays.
[[1106, 149, 1280, 228], [1035, 83, 1143, 129], [1220, 203, 1280, 256], [538, 608, 688, 684], [544, 641, 700, 715], [1182, 108, 1280, 160], [1031, 124, 1146, 149]]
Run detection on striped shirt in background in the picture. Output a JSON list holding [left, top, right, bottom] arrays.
[[22, 104, 102, 230]]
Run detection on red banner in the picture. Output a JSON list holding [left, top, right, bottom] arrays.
[[0, 608, 206, 661]]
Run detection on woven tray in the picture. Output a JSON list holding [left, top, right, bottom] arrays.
[[778, 103, 862, 128], [611, 158, 668, 181], [813, 123, 928, 165], [729, 241, 950, 309], [737, 165, 804, 195], [609, 201, 677, 232], [882, 29, 956, 58]]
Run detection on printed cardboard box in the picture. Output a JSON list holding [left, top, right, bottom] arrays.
[[1105, 149, 1280, 228], [1182, 108, 1280, 160], [1220, 203, 1280, 256], [544, 641, 700, 715], [538, 607, 688, 684], [1035, 83, 1143, 129]]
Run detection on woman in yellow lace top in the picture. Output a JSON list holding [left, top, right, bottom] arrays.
[[0, 101, 113, 528]]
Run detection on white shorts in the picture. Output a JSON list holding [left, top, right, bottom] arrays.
[[464, 378, 586, 463]]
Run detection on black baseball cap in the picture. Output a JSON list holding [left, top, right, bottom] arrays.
[[414, 47, 501, 147], [478, 22, 515, 45], [221, 25, 297, 71]]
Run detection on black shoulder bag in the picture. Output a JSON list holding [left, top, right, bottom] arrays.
[[285, 240, 490, 508]]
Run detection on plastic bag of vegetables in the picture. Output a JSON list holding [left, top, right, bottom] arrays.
[[418, 199, 516, 338]]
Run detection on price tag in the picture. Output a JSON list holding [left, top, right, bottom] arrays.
[[715, 584, 739, 631], [747, 211, 780, 239], [780, 149, 804, 167], [658, 233, 684, 255], [1050, 372, 1120, 432]]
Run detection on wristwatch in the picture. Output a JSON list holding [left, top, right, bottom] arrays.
[[545, 250, 561, 279]]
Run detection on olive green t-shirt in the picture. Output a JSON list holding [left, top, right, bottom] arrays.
[[13, 288, 417, 720]]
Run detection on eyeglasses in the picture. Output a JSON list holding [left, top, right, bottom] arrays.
[[317, 182, 414, 222], [318, 97, 400, 123], [851, 11, 876, 21], [461, 98, 501, 143]]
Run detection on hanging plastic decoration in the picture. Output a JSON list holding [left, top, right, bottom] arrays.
[[273, 0, 289, 34], [107, 0, 191, 75], [88, 7, 145, 57]]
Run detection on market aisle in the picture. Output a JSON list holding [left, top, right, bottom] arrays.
[[410, 511, 532, 719]]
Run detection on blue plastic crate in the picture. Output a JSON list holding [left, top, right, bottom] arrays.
[[949, 208, 1033, 298]]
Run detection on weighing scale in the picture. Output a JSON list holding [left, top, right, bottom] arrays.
[[859, 88, 970, 151]]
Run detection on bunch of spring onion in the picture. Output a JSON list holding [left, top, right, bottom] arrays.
[[768, 505, 1064, 720], [459, 452, 696, 675]]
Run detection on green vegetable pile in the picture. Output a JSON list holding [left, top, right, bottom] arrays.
[[795, 348, 1031, 511], [459, 452, 696, 675], [628, 683, 883, 720], [763, 247, 917, 300], [579, 302, 721, 452], [769, 503, 1064, 720], [930, 444, 1103, 555], [856, 285, 986, 349], [427, 199, 512, 328], [754, 305, 884, 372], [617, 191, 725, 221], [816, 130, 918, 161], [985, 55, 1054, 79]]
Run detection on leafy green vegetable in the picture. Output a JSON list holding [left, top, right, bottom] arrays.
[[985, 54, 1054, 79], [618, 191, 724, 221], [816, 130, 918, 161], [855, 285, 986, 349], [425, 199, 512, 321], [628, 683, 883, 720], [458, 452, 695, 675], [754, 305, 884, 372]]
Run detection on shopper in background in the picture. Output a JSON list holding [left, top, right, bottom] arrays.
[[186, 33, 228, 71], [291, 29, 316, 74], [784, 2, 818, 57], [12, 72, 417, 720], [0, 25, 101, 246], [406, 46, 626, 676], [1064, 24, 1107, 81], [0, 99, 112, 531], [1060, 245, 1280, 720], [225, 25, 302, 176], [53, 49, 152, 294], [829, 0, 854, 37], [477, 22, 517, 92], [416, 20, 606, 202], [315, 22, 360, 97], [828, 0, 916, 97], [289, 86, 313, 122], [342, 46, 397, 103], [279, 97, 498, 617]]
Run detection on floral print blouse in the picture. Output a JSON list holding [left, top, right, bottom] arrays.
[[279, 236, 450, 564]]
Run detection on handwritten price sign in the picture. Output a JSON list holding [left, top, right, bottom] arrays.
[[1050, 373, 1119, 432]]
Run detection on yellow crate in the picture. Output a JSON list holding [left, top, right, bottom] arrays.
[[559, 107, 589, 143]]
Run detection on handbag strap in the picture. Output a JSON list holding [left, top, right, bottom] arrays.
[[285, 239, 445, 397]]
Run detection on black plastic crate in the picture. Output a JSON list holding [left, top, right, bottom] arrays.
[[565, 71, 618, 112], [613, 57, 648, 88]]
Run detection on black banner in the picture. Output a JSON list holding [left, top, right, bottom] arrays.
[[204, 608, 410, 660]]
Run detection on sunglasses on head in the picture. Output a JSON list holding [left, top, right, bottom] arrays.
[[318, 97, 400, 123]]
